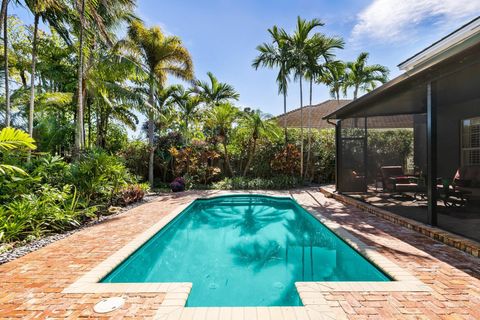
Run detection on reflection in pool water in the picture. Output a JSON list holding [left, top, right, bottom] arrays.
[[102, 195, 390, 306]]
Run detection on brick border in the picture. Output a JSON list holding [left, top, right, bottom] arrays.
[[62, 191, 432, 320], [319, 187, 480, 258]]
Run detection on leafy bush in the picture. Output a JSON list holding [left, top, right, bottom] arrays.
[[119, 140, 149, 181], [270, 144, 301, 176], [114, 183, 149, 206], [169, 139, 221, 185], [70, 149, 134, 206], [212, 175, 302, 190], [0, 185, 95, 243], [170, 177, 186, 192]]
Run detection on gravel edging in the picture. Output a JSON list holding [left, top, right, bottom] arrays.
[[0, 194, 161, 265]]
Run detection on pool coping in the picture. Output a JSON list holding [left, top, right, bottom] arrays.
[[62, 191, 431, 319]]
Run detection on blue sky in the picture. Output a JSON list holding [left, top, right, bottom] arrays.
[[11, 0, 480, 119]]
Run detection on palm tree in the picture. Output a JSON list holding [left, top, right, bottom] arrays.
[[304, 34, 344, 178], [3, 0, 10, 127], [0, 0, 7, 36], [193, 72, 239, 106], [252, 25, 290, 145], [172, 87, 202, 142], [25, 0, 68, 137], [206, 103, 239, 177], [344, 52, 389, 100], [287, 16, 324, 177], [120, 20, 193, 187], [155, 84, 181, 127], [239, 109, 279, 176], [321, 60, 346, 102], [0, 127, 36, 175], [74, 0, 86, 153], [86, 51, 142, 148], [74, 0, 137, 154]]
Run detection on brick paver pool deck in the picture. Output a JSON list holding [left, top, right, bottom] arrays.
[[0, 189, 479, 319]]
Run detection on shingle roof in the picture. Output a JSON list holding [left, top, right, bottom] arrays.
[[274, 100, 351, 129], [276, 99, 415, 129]]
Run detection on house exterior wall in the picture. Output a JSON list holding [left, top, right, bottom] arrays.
[[437, 97, 480, 179]]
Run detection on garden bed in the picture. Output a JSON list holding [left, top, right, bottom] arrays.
[[0, 194, 159, 265]]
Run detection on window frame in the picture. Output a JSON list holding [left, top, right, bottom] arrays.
[[461, 117, 480, 166]]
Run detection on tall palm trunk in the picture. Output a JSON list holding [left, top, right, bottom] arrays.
[[222, 136, 234, 177], [283, 89, 287, 145], [75, 0, 85, 154], [353, 85, 359, 100], [148, 79, 155, 187], [299, 74, 304, 178], [28, 13, 39, 136], [305, 78, 313, 179], [3, 1, 10, 127], [242, 137, 257, 177], [87, 99, 92, 148], [0, 0, 7, 36]]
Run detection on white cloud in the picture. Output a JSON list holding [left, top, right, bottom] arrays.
[[351, 0, 480, 43]]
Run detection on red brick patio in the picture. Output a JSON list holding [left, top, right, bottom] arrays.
[[0, 189, 479, 319]]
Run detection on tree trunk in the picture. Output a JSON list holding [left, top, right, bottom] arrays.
[[283, 89, 288, 145], [3, 1, 10, 127], [353, 86, 358, 100], [82, 77, 87, 146], [87, 98, 92, 148], [28, 13, 39, 137], [305, 78, 313, 179], [299, 74, 304, 178], [75, 0, 85, 154], [222, 137, 234, 177], [242, 138, 257, 177], [0, 0, 7, 36], [148, 80, 155, 187]]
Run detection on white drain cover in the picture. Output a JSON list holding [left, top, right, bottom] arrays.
[[93, 297, 125, 313]]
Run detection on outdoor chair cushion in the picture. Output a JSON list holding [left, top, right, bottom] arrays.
[[454, 166, 480, 201], [380, 166, 416, 191]]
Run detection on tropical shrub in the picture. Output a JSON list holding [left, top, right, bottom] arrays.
[[119, 140, 149, 181], [169, 140, 221, 185], [115, 183, 149, 206], [70, 149, 134, 206], [170, 177, 186, 192], [212, 175, 302, 190], [270, 143, 301, 175], [0, 185, 94, 243]]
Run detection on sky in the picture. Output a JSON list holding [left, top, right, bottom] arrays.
[[11, 0, 480, 120]]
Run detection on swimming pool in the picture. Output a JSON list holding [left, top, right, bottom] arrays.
[[101, 195, 390, 307]]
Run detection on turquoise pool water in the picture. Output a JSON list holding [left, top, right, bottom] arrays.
[[102, 195, 390, 307]]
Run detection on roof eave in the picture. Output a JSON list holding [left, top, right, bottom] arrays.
[[398, 16, 480, 72]]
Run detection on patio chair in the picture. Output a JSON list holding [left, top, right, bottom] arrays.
[[380, 166, 423, 195], [453, 165, 480, 202]]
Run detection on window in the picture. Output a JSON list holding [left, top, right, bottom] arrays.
[[461, 117, 480, 166]]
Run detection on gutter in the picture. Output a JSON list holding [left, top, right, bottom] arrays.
[[326, 119, 337, 126]]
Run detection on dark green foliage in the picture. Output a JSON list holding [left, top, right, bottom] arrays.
[[0, 148, 145, 245], [120, 140, 150, 181], [367, 129, 414, 178], [0, 185, 94, 243], [70, 149, 134, 206], [212, 175, 302, 190]]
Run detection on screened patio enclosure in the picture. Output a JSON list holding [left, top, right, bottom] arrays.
[[326, 40, 480, 242]]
